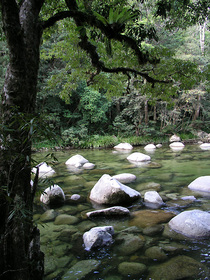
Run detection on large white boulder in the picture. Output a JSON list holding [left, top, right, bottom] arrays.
[[200, 143, 210, 150], [169, 142, 185, 152], [83, 162, 95, 170], [144, 144, 156, 150], [65, 154, 89, 168], [168, 209, 210, 238], [114, 143, 133, 150], [188, 176, 210, 193], [144, 191, 164, 206], [83, 226, 114, 250], [89, 174, 140, 205], [112, 173, 136, 184], [169, 142, 184, 148], [32, 162, 55, 177], [40, 184, 65, 205], [127, 152, 151, 162], [65, 154, 88, 166]]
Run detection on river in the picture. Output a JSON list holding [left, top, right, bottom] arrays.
[[33, 143, 210, 280]]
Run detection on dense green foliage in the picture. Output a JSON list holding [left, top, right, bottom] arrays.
[[33, 0, 210, 149]]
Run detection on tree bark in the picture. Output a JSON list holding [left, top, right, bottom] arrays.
[[192, 94, 201, 122], [0, 1, 44, 279], [199, 22, 206, 56], [144, 99, 149, 125]]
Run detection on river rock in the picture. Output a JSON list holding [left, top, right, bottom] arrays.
[[40, 184, 65, 205], [65, 154, 89, 167], [89, 174, 140, 205], [63, 259, 100, 280], [112, 173, 136, 183], [54, 214, 79, 225], [169, 142, 185, 148], [114, 143, 133, 150], [166, 198, 195, 209], [145, 246, 168, 261], [130, 210, 175, 228], [142, 224, 164, 236], [118, 262, 147, 276], [86, 206, 130, 218], [144, 144, 156, 150], [83, 226, 114, 250], [40, 209, 57, 222], [156, 143, 162, 148], [188, 176, 210, 192], [136, 182, 161, 192], [168, 209, 210, 238], [127, 152, 151, 162], [77, 220, 97, 232], [32, 162, 55, 177], [65, 194, 86, 204], [83, 162, 95, 169], [200, 143, 210, 150], [58, 226, 78, 242], [148, 255, 207, 280], [169, 134, 181, 142], [144, 191, 164, 207], [115, 232, 145, 255]]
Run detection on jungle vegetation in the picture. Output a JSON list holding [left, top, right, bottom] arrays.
[[0, 1, 209, 279]]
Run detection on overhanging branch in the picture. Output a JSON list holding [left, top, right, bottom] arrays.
[[41, 4, 172, 86]]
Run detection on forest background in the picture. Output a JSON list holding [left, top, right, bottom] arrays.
[[0, 1, 209, 280], [1, 0, 209, 150]]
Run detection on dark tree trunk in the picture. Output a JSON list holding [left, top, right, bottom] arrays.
[[0, 1, 44, 279]]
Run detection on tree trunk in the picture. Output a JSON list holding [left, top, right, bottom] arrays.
[[0, 1, 44, 279], [144, 99, 149, 125], [192, 94, 201, 122], [199, 22, 206, 56]]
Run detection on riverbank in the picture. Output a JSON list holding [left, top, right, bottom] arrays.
[[32, 132, 210, 152]]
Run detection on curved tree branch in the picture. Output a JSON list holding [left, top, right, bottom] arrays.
[[41, 2, 171, 86]]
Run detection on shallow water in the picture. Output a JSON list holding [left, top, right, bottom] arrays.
[[33, 144, 210, 280]]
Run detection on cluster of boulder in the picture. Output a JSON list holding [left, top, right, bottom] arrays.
[[36, 138, 210, 279]]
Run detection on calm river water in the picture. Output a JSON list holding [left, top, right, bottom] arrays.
[[33, 143, 210, 280]]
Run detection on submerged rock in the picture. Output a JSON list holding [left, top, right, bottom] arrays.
[[145, 246, 168, 261], [63, 259, 100, 280], [112, 173, 136, 184], [40, 209, 57, 223], [115, 232, 145, 255], [130, 209, 175, 228], [148, 255, 207, 280], [54, 214, 79, 225], [118, 262, 147, 277], [142, 224, 164, 236], [89, 174, 140, 205]]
